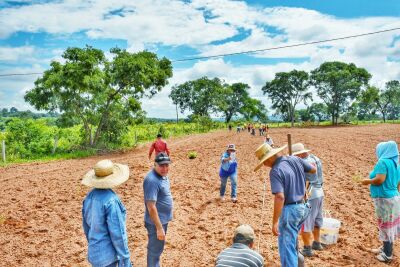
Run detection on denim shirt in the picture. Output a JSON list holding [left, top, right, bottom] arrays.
[[82, 189, 132, 267]]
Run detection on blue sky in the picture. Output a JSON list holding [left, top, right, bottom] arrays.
[[0, 0, 399, 118]]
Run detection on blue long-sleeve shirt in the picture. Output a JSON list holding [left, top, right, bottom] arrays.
[[82, 189, 132, 267]]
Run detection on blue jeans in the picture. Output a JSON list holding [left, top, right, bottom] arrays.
[[278, 203, 311, 267], [220, 172, 237, 198], [145, 223, 168, 267]]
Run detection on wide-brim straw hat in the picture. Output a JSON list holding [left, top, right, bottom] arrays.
[[82, 159, 129, 188], [291, 143, 311, 156], [254, 143, 287, 172]]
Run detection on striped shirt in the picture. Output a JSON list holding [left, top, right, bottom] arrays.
[[216, 243, 264, 267]]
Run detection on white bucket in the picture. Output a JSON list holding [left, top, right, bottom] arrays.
[[320, 217, 341, 245]]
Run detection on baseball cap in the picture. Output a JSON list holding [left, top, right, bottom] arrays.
[[155, 152, 171, 164], [234, 224, 255, 241]]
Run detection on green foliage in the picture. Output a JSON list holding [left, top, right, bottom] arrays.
[[240, 98, 268, 122], [262, 70, 312, 127], [170, 77, 224, 117], [309, 103, 329, 122], [5, 118, 55, 158], [188, 151, 198, 159], [310, 61, 371, 125], [25, 46, 173, 147]]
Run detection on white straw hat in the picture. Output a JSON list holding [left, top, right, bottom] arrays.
[[291, 143, 311, 156], [82, 159, 129, 188], [254, 143, 287, 172]]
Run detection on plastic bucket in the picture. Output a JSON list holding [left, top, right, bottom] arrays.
[[320, 217, 341, 245]]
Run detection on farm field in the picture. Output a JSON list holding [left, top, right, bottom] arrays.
[[1, 124, 400, 266]]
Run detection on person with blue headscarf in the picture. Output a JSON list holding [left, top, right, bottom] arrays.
[[361, 141, 400, 263]]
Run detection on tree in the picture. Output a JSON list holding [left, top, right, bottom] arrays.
[[262, 70, 312, 127], [296, 108, 313, 122], [170, 77, 224, 117], [310, 61, 371, 125], [240, 98, 268, 122], [309, 103, 329, 122], [25, 46, 172, 147], [217, 82, 252, 123]]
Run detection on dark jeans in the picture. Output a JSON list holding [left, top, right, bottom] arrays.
[[145, 223, 168, 267], [383, 241, 393, 256]]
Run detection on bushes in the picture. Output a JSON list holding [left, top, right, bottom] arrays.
[[5, 118, 54, 158]]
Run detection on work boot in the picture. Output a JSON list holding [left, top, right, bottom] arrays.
[[302, 246, 314, 257], [312, 241, 324, 251]]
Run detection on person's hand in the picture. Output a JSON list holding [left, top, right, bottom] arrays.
[[361, 179, 370, 185], [156, 227, 166, 240], [272, 222, 279, 236]]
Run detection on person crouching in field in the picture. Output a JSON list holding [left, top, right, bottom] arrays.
[[254, 143, 316, 267], [148, 133, 170, 160], [264, 135, 274, 147], [292, 143, 325, 257], [361, 141, 400, 263], [216, 225, 264, 267], [219, 144, 238, 203], [81, 160, 132, 267]]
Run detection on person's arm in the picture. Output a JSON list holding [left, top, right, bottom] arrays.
[[362, 174, 386, 185], [106, 201, 132, 267], [362, 160, 387, 186], [82, 205, 89, 241], [300, 158, 316, 174], [146, 201, 165, 240], [272, 192, 285, 236], [221, 153, 231, 163], [165, 142, 170, 156], [149, 142, 155, 159]]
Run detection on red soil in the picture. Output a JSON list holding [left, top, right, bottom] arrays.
[[1, 124, 399, 266]]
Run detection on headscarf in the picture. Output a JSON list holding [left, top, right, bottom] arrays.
[[376, 141, 399, 164]]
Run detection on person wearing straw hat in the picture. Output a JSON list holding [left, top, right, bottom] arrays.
[[254, 143, 316, 267], [219, 144, 238, 203], [361, 141, 400, 263], [216, 224, 264, 267], [143, 152, 174, 267], [292, 143, 325, 257], [81, 159, 132, 267]]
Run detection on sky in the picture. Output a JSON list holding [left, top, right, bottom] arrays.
[[0, 0, 399, 118]]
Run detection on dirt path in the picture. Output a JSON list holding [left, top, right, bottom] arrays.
[[1, 124, 400, 266]]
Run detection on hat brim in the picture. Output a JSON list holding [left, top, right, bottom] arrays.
[[254, 145, 287, 172], [156, 160, 171, 165], [292, 149, 311, 156], [82, 164, 129, 188]]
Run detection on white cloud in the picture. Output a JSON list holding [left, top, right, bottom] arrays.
[[0, 46, 35, 61], [1, 0, 400, 118]]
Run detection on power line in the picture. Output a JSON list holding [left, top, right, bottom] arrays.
[[0, 72, 42, 77], [0, 27, 399, 78], [172, 27, 400, 62]]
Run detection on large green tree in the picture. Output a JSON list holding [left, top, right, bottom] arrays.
[[240, 98, 268, 122], [310, 61, 371, 125], [262, 70, 312, 127], [169, 77, 224, 117], [217, 82, 252, 123], [25, 46, 172, 147]]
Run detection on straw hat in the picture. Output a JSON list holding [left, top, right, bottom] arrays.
[[254, 143, 287, 172], [82, 159, 129, 188], [291, 143, 311, 156], [227, 144, 236, 151]]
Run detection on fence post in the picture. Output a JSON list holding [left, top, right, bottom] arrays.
[[52, 135, 58, 155], [134, 131, 137, 145], [287, 134, 292, 155], [2, 140, 5, 163]]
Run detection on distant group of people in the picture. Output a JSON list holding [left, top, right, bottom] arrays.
[[80, 130, 400, 266]]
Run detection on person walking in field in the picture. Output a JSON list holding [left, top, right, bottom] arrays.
[[148, 133, 170, 160], [81, 160, 133, 267], [216, 225, 264, 267], [143, 152, 174, 267], [264, 135, 274, 147], [219, 144, 238, 203], [361, 141, 400, 263], [254, 143, 316, 267], [292, 143, 325, 257]]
